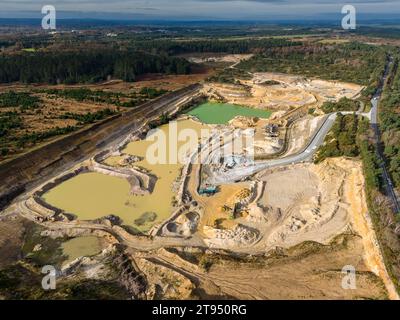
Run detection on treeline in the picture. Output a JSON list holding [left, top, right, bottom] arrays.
[[356, 27, 400, 40], [0, 49, 191, 84], [138, 87, 168, 99], [0, 40, 14, 48], [380, 55, 400, 188], [41, 87, 168, 108], [315, 113, 382, 188], [59, 108, 117, 125], [314, 111, 400, 291], [42, 88, 124, 105], [208, 67, 252, 84], [357, 118, 382, 189], [361, 53, 389, 99], [321, 97, 359, 113], [237, 42, 387, 86], [357, 85, 400, 292], [135, 38, 300, 55], [315, 113, 360, 162]]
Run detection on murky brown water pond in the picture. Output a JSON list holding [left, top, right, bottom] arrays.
[[61, 236, 102, 264], [43, 119, 208, 232]]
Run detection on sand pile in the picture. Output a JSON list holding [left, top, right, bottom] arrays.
[[203, 224, 260, 248], [229, 116, 259, 128]]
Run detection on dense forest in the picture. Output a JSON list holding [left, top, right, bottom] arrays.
[[315, 113, 361, 162], [315, 113, 382, 189], [356, 26, 400, 40], [380, 55, 400, 188], [0, 49, 191, 84], [0, 37, 301, 84], [359, 57, 400, 290], [237, 42, 387, 87], [321, 97, 360, 113], [134, 38, 300, 55]]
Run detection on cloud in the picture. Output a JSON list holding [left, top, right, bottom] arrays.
[[0, 0, 399, 19]]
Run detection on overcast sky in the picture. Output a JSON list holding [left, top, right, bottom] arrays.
[[1, 0, 400, 20]]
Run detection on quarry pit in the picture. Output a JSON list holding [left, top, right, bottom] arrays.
[[3, 72, 397, 300]]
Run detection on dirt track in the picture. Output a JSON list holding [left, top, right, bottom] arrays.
[[129, 234, 387, 300]]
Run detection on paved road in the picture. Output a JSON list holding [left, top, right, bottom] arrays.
[[210, 110, 369, 184], [370, 57, 400, 214]]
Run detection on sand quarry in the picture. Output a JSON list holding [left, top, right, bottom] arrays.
[[190, 157, 373, 253], [9, 70, 398, 299], [203, 72, 364, 111]]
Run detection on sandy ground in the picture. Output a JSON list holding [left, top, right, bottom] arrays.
[[187, 164, 249, 232], [249, 159, 351, 250], [185, 157, 364, 255], [1, 155, 395, 299], [191, 153, 395, 294], [186, 54, 253, 67], [129, 158, 393, 299], [197, 235, 386, 299], [133, 235, 387, 300], [345, 163, 400, 300], [203, 72, 364, 111], [251, 72, 363, 102], [285, 115, 326, 155], [1, 65, 395, 299], [228, 117, 283, 156], [0, 208, 387, 300]]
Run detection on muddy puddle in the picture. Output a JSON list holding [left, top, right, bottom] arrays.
[[61, 236, 102, 265]]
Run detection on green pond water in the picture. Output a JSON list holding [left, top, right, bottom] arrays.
[[187, 102, 272, 124]]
